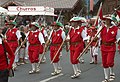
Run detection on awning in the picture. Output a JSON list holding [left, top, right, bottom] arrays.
[[0, 7, 8, 14]]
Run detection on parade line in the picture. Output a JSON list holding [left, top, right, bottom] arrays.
[[39, 73, 64, 82]]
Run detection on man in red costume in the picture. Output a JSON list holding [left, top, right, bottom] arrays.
[[28, 22, 45, 74], [6, 21, 22, 70], [88, 26, 99, 64], [99, 16, 120, 82], [47, 22, 66, 76], [66, 17, 88, 79], [0, 27, 15, 82]]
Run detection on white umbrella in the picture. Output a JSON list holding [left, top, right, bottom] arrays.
[[0, 7, 8, 14]]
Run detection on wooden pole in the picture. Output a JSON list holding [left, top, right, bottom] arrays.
[[77, 3, 103, 60], [77, 26, 103, 60], [50, 27, 71, 64]]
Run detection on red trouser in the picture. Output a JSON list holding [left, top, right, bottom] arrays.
[[50, 46, 61, 63], [8, 41, 18, 53], [101, 51, 115, 68], [28, 45, 40, 63], [70, 43, 84, 64], [39, 44, 43, 54]]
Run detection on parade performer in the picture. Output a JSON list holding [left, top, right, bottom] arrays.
[[28, 22, 45, 74], [100, 16, 120, 82], [66, 17, 88, 79], [88, 26, 99, 64], [47, 22, 66, 76], [0, 27, 15, 82], [6, 20, 22, 69]]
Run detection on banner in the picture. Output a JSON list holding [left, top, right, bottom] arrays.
[[8, 6, 55, 16]]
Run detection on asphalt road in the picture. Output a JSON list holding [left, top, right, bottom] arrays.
[[9, 49, 120, 82]]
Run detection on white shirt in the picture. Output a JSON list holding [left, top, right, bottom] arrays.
[[0, 37, 2, 44], [39, 32, 45, 44], [43, 30, 48, 37], [16, 30, 22, 40]]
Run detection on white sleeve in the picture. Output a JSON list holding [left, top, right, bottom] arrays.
[[25, 32, 30, 40], [87, 35, 90, 42], [81, 30, 88, 41], [43, 30, 48, 37], [38, 32, 45, 44], [61, 31, 66, 40], [116, 29, 120, 43], [48, 30, 53, 40], [16, 30, 22, 40], [66, 35, 70, 40]]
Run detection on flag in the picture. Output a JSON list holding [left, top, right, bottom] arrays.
[[98, 6, 103, 20], [90, 0, 94, 11], [94, 3, 103, 28]]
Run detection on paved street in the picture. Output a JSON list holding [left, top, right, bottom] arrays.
[[9, 49, 120, 82]]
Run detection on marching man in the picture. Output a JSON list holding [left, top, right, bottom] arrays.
[[88, 26, 99, 64], [28, 22, 45, 74], [66, 17, 88, 79], [6, 20, 22, 70], [46, 22, 66, 76], [0, 27, 15, 82], [99, 16, 120, 82]]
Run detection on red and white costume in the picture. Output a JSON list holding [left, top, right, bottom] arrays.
[[6, 28, 21, 64], [0, 39, 15, 70], [28, 30, 45, 63], [49, 29, 66, 63], [67, 26, 87, 64], [6, 28, 21, 53], [88, 27, 98, 64], [99, 25, 120, 81]]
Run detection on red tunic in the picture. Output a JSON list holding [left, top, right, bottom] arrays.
[[100, 26, 118, 68], [6, 28, 18, 52], [28, 31, 41, 63], [87, 27, 92, 36], [50, 29, 63, 63], [0, 40, 15, 70], [69, 27, 84, 64], [89, 29, 98, 46], [69, 27, 84, 51], [100, 26, 118, 51], [28, 31, 41, 45]]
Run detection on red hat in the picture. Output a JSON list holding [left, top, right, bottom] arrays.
[[90, 26, 96, 30], [51, 22, 64, 27]]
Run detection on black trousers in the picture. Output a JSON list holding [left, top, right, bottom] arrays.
[[0, 69, 9, 82]]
